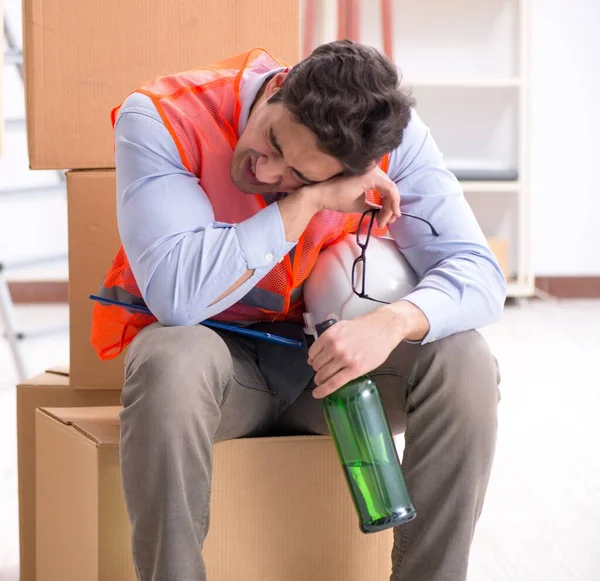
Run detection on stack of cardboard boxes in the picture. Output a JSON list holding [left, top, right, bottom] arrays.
[[18, 2, 394, 580]]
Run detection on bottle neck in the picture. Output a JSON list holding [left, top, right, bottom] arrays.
[[324, 375, 374, 402]]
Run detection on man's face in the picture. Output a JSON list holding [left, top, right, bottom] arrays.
[[231, 73, 344, 194]]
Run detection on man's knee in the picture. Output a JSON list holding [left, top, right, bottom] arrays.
[[122, 323, 234, 413], [423, 331, 500, 437]]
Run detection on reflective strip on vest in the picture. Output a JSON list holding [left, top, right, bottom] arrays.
[[237, 247, 301, 312], [237, 283, 303, 312], [238, 286, 284, 311], [290, 284, 303, 304], [288, 246, 296, 266]]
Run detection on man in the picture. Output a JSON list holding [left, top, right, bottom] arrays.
[[95, 40, 505, 580]]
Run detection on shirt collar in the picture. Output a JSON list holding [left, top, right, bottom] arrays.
[[237, 67, 285, 136]]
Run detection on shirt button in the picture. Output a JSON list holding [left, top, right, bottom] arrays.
[[265, 253, 274, 263]]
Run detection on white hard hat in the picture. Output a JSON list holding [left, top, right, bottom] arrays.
[[303, 234, 418, 323]]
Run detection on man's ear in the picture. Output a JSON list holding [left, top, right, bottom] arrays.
[[264, 71, 289, 99]]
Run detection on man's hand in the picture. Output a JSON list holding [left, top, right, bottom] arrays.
[[308, 301, 430, 399], [305, 165, 401, 229]]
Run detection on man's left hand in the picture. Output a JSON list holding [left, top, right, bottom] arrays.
[[308, 301, 430, 399]]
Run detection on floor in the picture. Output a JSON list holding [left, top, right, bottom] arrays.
[[1, 300, 599, 580]]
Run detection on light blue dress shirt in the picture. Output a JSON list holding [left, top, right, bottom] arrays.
[[113, 69, 506, 344]]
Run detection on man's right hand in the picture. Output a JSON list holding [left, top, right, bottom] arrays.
[[302, 165, 401, 228]]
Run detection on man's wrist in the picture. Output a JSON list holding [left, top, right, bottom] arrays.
[[295, 183, 324, 214], [278, 187, 321, 242], [380, 300, 430, 343]]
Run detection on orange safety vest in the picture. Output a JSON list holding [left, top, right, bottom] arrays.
[[91, 48, 389, 361]]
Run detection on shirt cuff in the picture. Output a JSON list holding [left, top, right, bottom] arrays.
[[401, 287, 462, 345], [235, 202, 296, 270]]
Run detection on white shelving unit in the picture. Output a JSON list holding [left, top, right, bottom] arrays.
[[394, 0, 534, 297]]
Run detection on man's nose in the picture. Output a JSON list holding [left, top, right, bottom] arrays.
[[254, 155, 283, 185]]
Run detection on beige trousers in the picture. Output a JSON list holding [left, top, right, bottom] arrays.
[[120, 323, 500, 581]]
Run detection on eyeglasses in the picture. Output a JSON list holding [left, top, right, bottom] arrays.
[[351, 209, 440, 304]]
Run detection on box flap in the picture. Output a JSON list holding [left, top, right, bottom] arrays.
[[18, 371, 70, 388], [39, 407, 121, 445], [45, 364, 70, 377]]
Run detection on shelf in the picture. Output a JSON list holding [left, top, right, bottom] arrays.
[[415, 90, 519, 171], [3, 49, 23, 66], [4, 118, 26, 131], [507, 280, 535, 298], [393, 0, 521, 81], [0, 183, 65, 197], [404, 78, 522, 88], [460, 181, 521, 193]]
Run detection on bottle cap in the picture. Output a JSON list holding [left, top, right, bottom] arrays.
[[315, 318, 337, 336], [303, 312, 338, 339]]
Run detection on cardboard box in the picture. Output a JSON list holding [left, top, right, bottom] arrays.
[[68, 170, 124, 388], [487, 237, 510, 279], [24, 0, 300, 169], [36, 406, 394, 581], [17, 369, 122, 581]]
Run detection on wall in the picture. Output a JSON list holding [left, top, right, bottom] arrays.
[[529, 0, 600, 275], [310, 0, 600, 276]]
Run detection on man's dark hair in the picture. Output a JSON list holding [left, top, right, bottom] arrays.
[[269, 40, 415, 176]]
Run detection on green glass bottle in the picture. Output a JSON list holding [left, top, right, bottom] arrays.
[[316, 319, 416, 533]]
